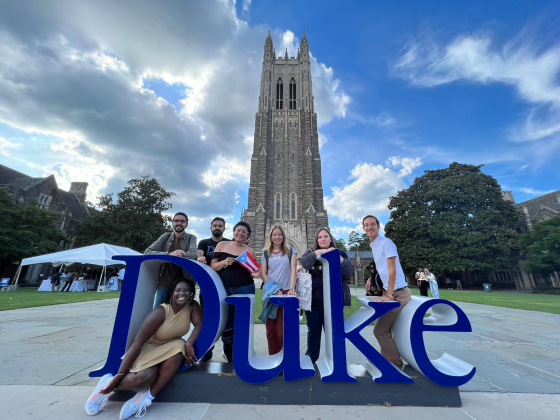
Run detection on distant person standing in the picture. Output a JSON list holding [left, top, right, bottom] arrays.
[[425, 268, 439, 298], [445, 277, 452, 290], [145, 212, 197, 308], [416, 267, 429, 297], [51, 271, 61, 292], [196, 217, 230, 362], [117, 267, 126, 290], [363, 215, 411, 369], [83, 266, 93, 291], [60, 272, 77, 292], [456, 278, 463, 290]]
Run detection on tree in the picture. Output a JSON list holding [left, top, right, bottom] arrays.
[[337, 238, 348, 251], [80, 176, 175, 252], [347, 230, 370, 251], [385, 163, 520, 277], [0, 189, 67, 273], [520, 216, 560, 277], [347, 231, 361, 250]]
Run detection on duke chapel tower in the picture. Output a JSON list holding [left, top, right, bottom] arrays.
[[242, 31, 329, 254]]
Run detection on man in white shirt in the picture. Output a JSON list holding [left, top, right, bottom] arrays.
[[363, 215, 411, 368], [117, 267, 125, 290]]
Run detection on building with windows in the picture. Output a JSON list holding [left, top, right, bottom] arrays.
[[242, 32, 329, 254], [0, 164, 91, 280]]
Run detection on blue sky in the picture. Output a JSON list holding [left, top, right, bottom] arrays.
[[1, 0, 559, 241]]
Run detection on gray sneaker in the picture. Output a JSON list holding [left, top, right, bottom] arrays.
[[84, 374, 114, 415]]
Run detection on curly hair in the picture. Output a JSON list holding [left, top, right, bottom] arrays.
[[163, 277, 196, 305]]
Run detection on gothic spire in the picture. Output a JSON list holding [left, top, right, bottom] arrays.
[[300, 30, 309, 59], [264, 30, 274, 61], [285, 48, 289, 59]]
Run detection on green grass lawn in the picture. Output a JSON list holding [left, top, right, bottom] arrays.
[[0, 287, 121, 311], [426, 288, 560, 315], [2, 285, 559, 316]]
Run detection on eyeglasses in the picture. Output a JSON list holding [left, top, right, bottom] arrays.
[[235, 229, 249, 234], [174, 220, 187, 224]]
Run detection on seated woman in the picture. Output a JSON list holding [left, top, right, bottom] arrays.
[[84, 277, 202, 419], [301, 228, 354, 363]]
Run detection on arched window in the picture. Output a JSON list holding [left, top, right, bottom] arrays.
[[276, 79, 283, 109], [289, 78, 296, 109], [275, 192, 282, 219], [290, 192, 297, 220]]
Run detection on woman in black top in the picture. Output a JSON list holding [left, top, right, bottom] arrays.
[[211, 221, 260, 362], [301, 228, 354, 363]]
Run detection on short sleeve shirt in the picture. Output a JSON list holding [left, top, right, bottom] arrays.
[[198, 238, 231, 265], [370, 236, 407, 290]]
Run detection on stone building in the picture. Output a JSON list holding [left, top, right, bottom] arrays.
[[242, 32, 329, 254], [507, 189, 560, 289], [0, 164, 91, 280]]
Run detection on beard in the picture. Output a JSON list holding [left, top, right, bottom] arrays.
[[212, 229, 223, 237], [174, 225, 184, 232]]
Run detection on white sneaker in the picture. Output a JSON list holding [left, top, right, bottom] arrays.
[[119, 388, 153, 420], [84, 373, 114, 415]]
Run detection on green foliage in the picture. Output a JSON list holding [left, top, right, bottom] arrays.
[[385, 162, 520, 276], [80, 176, 175, 252], [0, 189, 67, 271], [347, 231, 370, 251], [336, 238, 348, 251], [521, 216, 560, 277]]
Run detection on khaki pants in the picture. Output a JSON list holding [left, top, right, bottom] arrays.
[[373, 287, 412, 366]]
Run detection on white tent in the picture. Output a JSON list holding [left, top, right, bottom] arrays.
[[11, 243, 141, 289]]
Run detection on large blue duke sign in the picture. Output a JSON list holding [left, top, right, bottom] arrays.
[[90, 250, 476, 387]]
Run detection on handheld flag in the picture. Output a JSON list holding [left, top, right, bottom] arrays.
[[236, 251, 260, 273]]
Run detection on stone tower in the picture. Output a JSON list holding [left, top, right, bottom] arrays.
[[242, 31, 329, 254], [69, 182, 88, 202]]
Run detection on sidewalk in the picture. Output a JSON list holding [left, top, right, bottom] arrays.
[[1, 297, 560, 419]]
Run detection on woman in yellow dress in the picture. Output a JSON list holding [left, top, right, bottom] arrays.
[[85, 277, 202, 419]]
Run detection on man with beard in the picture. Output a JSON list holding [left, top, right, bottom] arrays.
[[145, 212, 197, 308], [196, 217, 230, 362]]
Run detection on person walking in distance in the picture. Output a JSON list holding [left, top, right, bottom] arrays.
[[363, 215, 411, 368], [196, 217, 230, 362]]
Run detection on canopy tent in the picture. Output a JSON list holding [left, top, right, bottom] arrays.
[[11, 243, 141, 289]]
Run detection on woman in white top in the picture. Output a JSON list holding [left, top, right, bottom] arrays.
[[425, 268, 440, 298], [260, 225, 297, 355]]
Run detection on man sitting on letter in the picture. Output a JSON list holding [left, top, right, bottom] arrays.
[[363, 215, 411, 368]]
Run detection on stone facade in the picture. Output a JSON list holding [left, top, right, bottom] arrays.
[[0, 164, 91, 281], [509, 190, 560, 289], [242, 32, 329, 254]]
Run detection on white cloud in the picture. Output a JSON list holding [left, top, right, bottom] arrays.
[[519, 187, 555, 195], [311, 53, 351, 126], [349, 112, 396, 128], [386, 156, 423, 177], [318, 132, 330, 149], [0, 0, 350, 219], [0, 136, 21, 156], [392, 25, 560, 142], [325, 162, 415, 223]]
